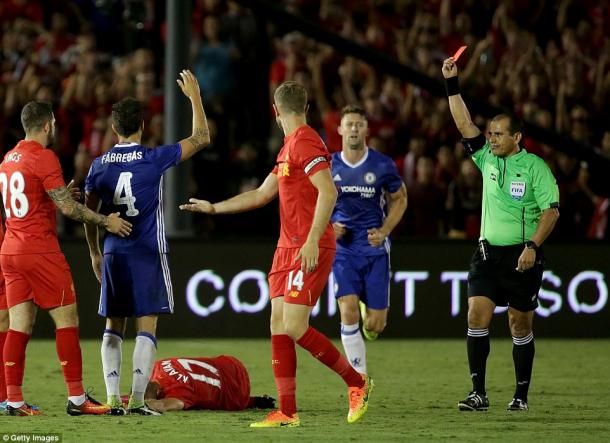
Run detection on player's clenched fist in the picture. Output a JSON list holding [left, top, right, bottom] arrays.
[[176, 69, 200, 99], [442, 58, 458, 78], [179, 198, 216, 214], [105, 212, 133, 237]]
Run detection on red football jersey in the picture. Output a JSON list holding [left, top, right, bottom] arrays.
[[150, 356, 251, 410], [273, 125, 335, 249], [0, 141, 65, 255]]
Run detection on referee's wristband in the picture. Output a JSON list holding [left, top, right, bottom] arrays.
[[445, 76, 460, 96]]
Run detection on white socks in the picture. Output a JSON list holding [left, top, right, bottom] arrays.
[[101, 329, 123, 399], [341, 323, 367, 374], [69, 394, 86, 406], [131, 333, 157, 404]]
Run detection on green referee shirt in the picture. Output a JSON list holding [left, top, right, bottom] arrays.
[[471, 141, 559, 246]]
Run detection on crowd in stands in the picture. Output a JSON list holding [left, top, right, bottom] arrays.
[[265, 0, 610, 240], [0, 0, 608, 240]]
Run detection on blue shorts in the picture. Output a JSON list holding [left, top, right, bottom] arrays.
[[99, 253, 174, 318], [333, 253, 390, 310]]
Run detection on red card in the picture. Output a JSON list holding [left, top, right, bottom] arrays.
[[451, 45, 467, 61]]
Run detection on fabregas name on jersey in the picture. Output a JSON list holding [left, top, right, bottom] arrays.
[[101, 151, 144, 164]]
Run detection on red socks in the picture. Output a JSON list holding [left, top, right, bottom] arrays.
[[0, 330, 7, 401], [297, 326, 364, 388], [55, 327, 84, 396], [271, 334, 297, 416], [3, 329, 30, 402]]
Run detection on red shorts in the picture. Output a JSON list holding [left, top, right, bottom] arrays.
[[1, 253, 76, 310], [268, 247, 335, 306]]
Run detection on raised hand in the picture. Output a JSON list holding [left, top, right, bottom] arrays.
[[105, 212, 132, 237], [176, 69, 201, 100], [179, 198, 216, 214], [442, 58, 458, 78]]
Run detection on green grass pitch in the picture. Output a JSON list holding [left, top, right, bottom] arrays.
[[1, 338, 609, 442]]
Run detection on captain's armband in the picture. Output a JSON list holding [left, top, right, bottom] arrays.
[[461, 133, 487, 156]]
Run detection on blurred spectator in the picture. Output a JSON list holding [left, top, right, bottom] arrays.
[[446, 159, 482, 239], [406, 156, 445, 237], [194, 15, 238, 113]]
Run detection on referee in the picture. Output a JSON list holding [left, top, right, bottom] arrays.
[[442, 58, 560, 412]]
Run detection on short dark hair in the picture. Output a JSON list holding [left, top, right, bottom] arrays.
[[274, 81, 307, 114], [340, 105, 367, 120], [492, 113, 523, 135], [111, 97, 144, 137], [21, 101, 53, 133]]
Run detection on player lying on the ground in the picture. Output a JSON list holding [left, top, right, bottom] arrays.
[[121, 355, 275, 413]]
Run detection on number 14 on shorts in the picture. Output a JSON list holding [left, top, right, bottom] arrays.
[[287, 270, 304, 291]]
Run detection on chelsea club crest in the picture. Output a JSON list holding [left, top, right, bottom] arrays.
[[364, 172, 376, 184]]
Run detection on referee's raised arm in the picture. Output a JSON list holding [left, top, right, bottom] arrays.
[[442, 58, 481, 139]]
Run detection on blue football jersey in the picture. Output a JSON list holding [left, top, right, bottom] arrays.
[[331, 148, 403, 256], [85, 142, 182, 254]]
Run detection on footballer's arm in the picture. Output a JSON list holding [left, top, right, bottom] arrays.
[[179, 173, 279, 214], [176, 70, 211, 161], [47, 186, 132, 236], [84, 191, 103, 283], [145, 398, 185, 413], [297, 168, 337, 273], [369, 183, 408, 247]]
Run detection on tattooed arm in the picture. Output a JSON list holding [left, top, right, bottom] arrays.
[[47, 186, 133, 237], [176, 69, 211, 161]]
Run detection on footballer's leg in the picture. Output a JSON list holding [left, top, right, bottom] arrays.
[[360, 306, 387, 342], [250, 296, 300, 428], [4, 301, 41, 416], [337, 295, 367, 374], [102, 317, 126, 413], [360, 254, 391, 341], [335, 254, 367, 373], [290, 302, 372, 424], [0, 307, 8, 411], [127, 315, 161, 416], [289, 248, 372, 424], [50, 303, 110, 415]]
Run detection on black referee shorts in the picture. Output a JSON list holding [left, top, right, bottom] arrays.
[[467, 243, 544, 312]]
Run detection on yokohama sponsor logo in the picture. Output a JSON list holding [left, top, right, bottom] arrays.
[[304, 156, 327, 174], [340, 185, 375, 197]]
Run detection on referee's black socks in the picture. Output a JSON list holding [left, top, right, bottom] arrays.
[[467, 328, 490, 395], [512, 332, 535, 401]]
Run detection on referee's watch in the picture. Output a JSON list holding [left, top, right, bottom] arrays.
[[525, 240, 538, 251]]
